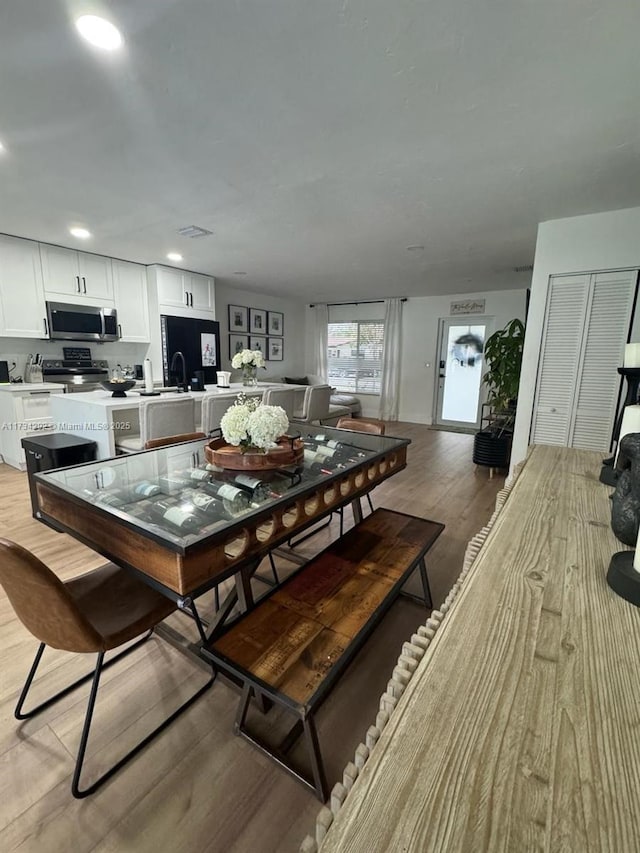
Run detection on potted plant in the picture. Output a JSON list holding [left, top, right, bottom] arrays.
[[473, 318, 526, 470]]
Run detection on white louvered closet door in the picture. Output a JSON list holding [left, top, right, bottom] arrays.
[[532, 270, 638, 451], [531, 275, 590, 446], [571, 271, 637, 449]]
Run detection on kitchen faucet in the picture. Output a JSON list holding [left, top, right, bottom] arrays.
[[170, 351, 188, 392]]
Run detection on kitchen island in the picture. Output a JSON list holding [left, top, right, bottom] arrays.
[[48, 382, 293, 458]]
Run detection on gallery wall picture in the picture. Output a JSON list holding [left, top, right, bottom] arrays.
[[267, 311, 284, 336], [229, 304, 248, 333], [250, 335, 267, 355], [268, 337, 284, 361], [249, 308, 267, 335], [229, 334, 249, 359]]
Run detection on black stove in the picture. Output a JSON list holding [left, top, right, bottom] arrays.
[[42, 347, 109, 392]]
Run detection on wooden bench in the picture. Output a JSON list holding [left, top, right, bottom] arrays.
[[202, 508, 444, 800]]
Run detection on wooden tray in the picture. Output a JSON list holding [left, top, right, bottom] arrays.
[[205, 436, 304, 471]]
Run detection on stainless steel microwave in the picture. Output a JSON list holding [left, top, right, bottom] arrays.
[[45, 301, 120, 342]]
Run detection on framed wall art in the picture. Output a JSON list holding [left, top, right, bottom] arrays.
[[250, 335, 267, 355], [229, 334, 249, 359], [249, 308, 267, 335], [268, 337, 284, 361], [228, 304, 248, 333], [267, 311, 284, 336]]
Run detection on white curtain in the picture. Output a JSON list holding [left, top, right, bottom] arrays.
[[311, 303, 329, 379], [379, 298, 403, 421]]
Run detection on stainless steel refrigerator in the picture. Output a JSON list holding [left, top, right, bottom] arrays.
[[161, 315, 221, 387]]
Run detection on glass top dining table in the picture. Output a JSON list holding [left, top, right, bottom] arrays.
[[34, 426, 410, 605]]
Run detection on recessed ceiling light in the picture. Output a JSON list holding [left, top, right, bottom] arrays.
[[75, 15, 123, 51], [69, 226, 91, 239], [0, 140, 6, 153], [233, 271, 248, 276], [166, 252, 183, 262], [406, 245, 425, 252]]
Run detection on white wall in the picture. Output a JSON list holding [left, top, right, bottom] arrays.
[[214, 283, 305, 383], [304, 288, 528, 421], [511, 206, 640, 472]]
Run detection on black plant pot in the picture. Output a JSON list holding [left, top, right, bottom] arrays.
[[473, 429, 512, 469]]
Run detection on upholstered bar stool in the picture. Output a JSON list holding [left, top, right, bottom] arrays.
[[0, 539, 214, 798], [116, 396, 197, 453], [201, 394, 236, 435]]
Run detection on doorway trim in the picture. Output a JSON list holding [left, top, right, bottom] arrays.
[[433, 316, 493, 430]]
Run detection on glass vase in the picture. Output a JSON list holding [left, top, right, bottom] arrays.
[[242, 364, 258, 386]]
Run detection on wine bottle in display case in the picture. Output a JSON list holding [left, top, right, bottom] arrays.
[[146, 499, 202, 534], [175, 467, 212, 483], [183, 489, 227, 519], [303, 449, 353, 469], [132, 480, 162, 498], [233, 474, 272, 503], [201, 481, 250, 512], [86, 489, 127, 508], [158, 474, 194, 494], [91, 486, 151, 507]]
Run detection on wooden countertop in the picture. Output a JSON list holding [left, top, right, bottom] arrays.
[[320, 445, 640, 852]]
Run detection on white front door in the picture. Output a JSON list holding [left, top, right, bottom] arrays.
[[434, 318, 489, 429]]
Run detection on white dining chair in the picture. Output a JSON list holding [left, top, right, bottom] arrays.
[[261, 387, 297, 419], [115, 397, 196, 453]]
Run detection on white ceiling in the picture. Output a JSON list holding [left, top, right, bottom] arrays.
[[1, 0, 639, 301]]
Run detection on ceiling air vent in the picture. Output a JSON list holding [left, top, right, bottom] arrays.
[[513, 264, 533, 273], [177, 225, 214, 239]]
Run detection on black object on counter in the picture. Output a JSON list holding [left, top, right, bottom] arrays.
[[191, 370, 205, 391], [22, 434, 97, 523]]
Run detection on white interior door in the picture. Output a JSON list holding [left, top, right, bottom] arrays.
[[434, 318, 489, 429]]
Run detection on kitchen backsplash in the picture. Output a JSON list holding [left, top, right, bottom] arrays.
[[0, 340, 150, 381]]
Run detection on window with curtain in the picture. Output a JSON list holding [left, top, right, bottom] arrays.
[[327, 320, 385, 393]]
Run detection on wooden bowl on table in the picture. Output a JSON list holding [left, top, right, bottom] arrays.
[[205, 435, 304, 471]]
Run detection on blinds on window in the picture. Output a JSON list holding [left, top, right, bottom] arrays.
[[532, 270, 638, 451], [327, 321, 385, 394]]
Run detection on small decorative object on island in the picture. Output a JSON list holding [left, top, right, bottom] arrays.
[[231, 348, 266, 386], [101, 366, 136, 397], [205, 392, 303, 470]]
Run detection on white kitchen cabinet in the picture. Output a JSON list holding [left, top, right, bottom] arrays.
[[154, 265, 215, 316], [112, 259, 150, 342], [532, 269, 638, 451], [0, 235, 47, 338], [156, 266, 186, 308], [40, 244, 114, 303], [185, 272, 214, 312], [0, 384, 65, 470]]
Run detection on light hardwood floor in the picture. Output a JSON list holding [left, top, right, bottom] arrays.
[[0, 424, 504, 853]]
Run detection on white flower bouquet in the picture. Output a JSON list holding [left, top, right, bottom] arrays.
[[231, 349, 265, 370], [220, 393, 289, 452]]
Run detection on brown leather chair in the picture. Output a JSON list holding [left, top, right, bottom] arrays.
[[336, 417, 385, 515], [0, 538, 214, 798], [336, 417, 386, 435], [289, 418, 387, 547], [144, 431, 207, 449]]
